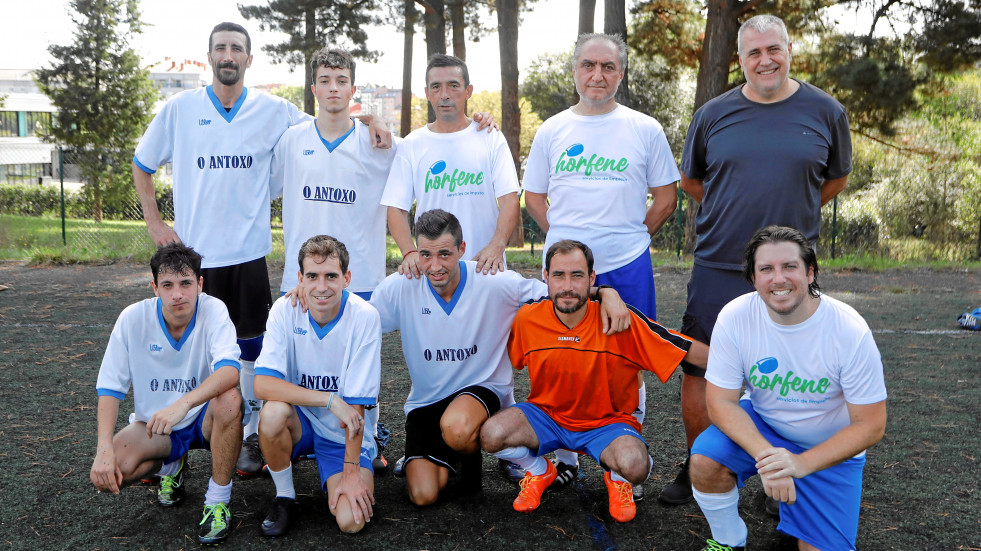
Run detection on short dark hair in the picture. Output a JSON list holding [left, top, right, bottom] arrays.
[[311, 47, 356, 83], [573, 33, 628, 72], [209, 22, 251, 55], [298, 235, 350, 274], [150, 243, 203, 284], [743, 225, 821, 298], [545, 239, 594, 275], [425, 54, 470, 88], [415, 209, 463, 248]]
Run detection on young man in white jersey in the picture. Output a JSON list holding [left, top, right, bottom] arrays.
[[91, 244, 243, 545], [369, 209, 631, 507], [252, 235, 380, 537], [522, 33, 680, 497], [382, 54, 520, 280], [689, 226, 886, 551], [132, 23, 392, 477]]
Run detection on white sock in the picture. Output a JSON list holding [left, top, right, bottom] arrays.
[[493, 447, 548, 476], [269, 465, 296, 500], [611, 470, 630, 483], [239, 360, 262, 436], [365, 405, 380, 458], [554, 449, 579, 467], [692, 486, 747, 547], [633, 382, 646, 425], [157, 459, 180, 477], [610, 456, 652, 484], [204, 477, 232, 506]]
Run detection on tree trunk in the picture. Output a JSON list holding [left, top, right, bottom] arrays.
[[303, 5, 317, 116], [423, 0, 446, 123], [448, 0, 466, 60], [497, 0, 523, 247], [401, 0, 416, 137], [604, 0, 629, 108], [578, 0, 596, 35]]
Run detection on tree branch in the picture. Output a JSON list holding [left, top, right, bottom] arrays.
[[854, 127, 968, 162]]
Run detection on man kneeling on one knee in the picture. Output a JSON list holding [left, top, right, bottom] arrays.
[[480, 239, 708, 522]]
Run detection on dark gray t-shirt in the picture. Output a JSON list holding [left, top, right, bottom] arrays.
[[681, 80, 851, 270]]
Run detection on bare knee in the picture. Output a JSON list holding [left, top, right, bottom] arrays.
[[440, 417, 478, 452], [212, 387, 243, 424], [406, 477, 439, 507], [334, 508, 367, 534], [258, 401, 293, 433], [478, 417, 507, 453], [690, 453, 734, 492]]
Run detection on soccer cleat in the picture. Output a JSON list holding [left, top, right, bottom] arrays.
[[373, 421, 391, 474], [700, 539, 745, 551], [372, 453, 389, 474], [198, 502, 232, 545], [393, 455, 406, 478], [498, 458, 526, 483], [236, 433, 264, 477], [958, 311, 980, 331], [658, 454, 694, 505], [550, 459, 579, 487], [157, 455, 186, 507], [632, 481, 645, 502], [260, 497, 296, 537], [513, 460, 557, 513], [604, 471, 636, 522]]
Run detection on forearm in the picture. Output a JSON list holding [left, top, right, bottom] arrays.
[[679, 175, 704, 204], [489, 193, 520, 248], [796, 401, 886, 475], [343, 405, 366, 466], [254, 374, 332, 408], [820, 175, 849, 206], [644, 185, 677, 235], [178, 365, 239, 411], [96, 395, 121, 448], [524, 192, 549, 233], [387, 207, 415, 255], [682, 340, 709, 370], [133, 164, 162, 224], [706, 387, 773, 458]]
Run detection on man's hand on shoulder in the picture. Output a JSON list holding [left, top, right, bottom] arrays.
[[597, 287, 631, 335], [398, 251, 423, 279], [286, 286, 309, 312], [473, 243, 506, 275], [472, 111, 500, 133], [358, 114, 393, 149]]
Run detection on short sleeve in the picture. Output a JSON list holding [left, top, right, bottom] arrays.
[[380, 149, 416, 211], [839, 330, 887, 405], [205, 300, 241, 373], [521, 126, 551, 194], [96, 310, 134, 399], [341, 309, 382, 406], [824, 108, 852, 180], [489, 132, 520, 198], [255, 299, 291, 379], [645, 125, 681, 188], [704, 306, 746, 390], [369, 275, 402, 333], [133, 102, 175, 174], [680, 109, 708, 180]]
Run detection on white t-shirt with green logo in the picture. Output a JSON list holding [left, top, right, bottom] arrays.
[[381, 121, 519, 258], [707, 292, 887, 452], [522, 105, 680, 274]]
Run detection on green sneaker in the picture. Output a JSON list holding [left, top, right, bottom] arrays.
[[157, 455, 186, 507], [700, 539, 744, 551], [198, 502, 231, 545]]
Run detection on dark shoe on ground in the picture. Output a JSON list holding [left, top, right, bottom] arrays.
[[198, 502, 232, 545], [261, 497, 297, 537], [157, 454, 186, 507], [236, 433, 264, 477], [550, 459, 580, 488], [498, 458, 526, 483], [701, 539, 744, 551], [372, 453, 389, 474], [765, 495, 780, 518], [658, 455, 693, 505], [373, 421, 391, 474], [393, 455, 406, 478]]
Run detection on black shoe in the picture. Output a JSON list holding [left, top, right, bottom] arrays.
[[765, 495, 780, 518], [393, 455, 406, 477], [261, 497, 297, 537], [700, 539, 744, 551], [658, 454, 694, 505], [498, 458, 526, 483], [198, 502, 232, 545], [550, 459, 580, 487], [372, 453, 389, 474], [236, 433, 264, 477]]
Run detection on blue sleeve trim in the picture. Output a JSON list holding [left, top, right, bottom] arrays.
[[132, 155, 157, 175], [97, 388, 126, 400], [344, 397, 377, 406], [255, 367, 286, 380], [214, 359, 241, 372]]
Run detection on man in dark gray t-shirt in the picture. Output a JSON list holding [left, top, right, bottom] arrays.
[[659, 14, 852, 507]]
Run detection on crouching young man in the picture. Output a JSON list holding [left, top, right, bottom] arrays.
[[91, 243, 243, 545], [480, 240, 708, 523], [253, 235, 380, 536]]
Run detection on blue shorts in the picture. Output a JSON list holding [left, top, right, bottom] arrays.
[[681, 264, 753, 376], [513, 403, 647, 466], [166, 403, 210, 463], [691, 400, 865, 551], [596, 249, 656, 321], [293, 407, 373, 490]]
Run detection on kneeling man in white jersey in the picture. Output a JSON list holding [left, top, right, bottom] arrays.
[[91, 244, 243, 545], [370, 209, 630, 506], [253, 235, 380, 537]]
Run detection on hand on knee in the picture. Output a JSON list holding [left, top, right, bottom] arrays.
[[334, 505, 368, 534]]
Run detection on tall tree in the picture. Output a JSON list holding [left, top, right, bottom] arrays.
[[401, 0, 418, 137], [239, 0, 380, 115], [35, 0, 158, 222], [604, 0, 630, 107], [579, 0, 596, 34], [496, 0, 521, 245], [448, 0, 467, 59], [419, 0, 447, 122]]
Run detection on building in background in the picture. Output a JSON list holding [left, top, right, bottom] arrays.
[[0, 69, 57, 186]]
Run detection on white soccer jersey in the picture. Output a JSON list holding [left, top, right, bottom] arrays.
[[96, 294, 241, 430], [370, 261, 546, 414], [522, 105, 681, 273], [255, 292, 382, 448], [380, 121, 519, 259], [707, 292, 887, 451], [271, 119, 399, 294], [134, 86, 308, 268]]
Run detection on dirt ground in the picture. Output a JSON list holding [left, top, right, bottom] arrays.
[[0, 260, 978, 550]]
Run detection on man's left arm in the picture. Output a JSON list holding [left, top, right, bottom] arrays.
[[820, 175, 848, 206], [145, 364, 240, 437], [644, 183, 678, 235], [352, 114, 393, 149], [329, 404, 374, 525], [473, 192, 519, 275]]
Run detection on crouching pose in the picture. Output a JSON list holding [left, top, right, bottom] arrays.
[[91, 243, 243, 545], [480, 240, 708, 523], [254, 235, 380, 536]]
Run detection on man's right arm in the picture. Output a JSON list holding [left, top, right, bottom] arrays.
[[524, 191, 549, 234], [254, 376, 364, 441], [679, 173, 705, 204], [90, 395, 123, 494], [133, 163, 180, 246]]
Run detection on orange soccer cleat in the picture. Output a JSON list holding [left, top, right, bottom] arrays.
[[604, 470, 637, 522], [512, 459, 557, 513]]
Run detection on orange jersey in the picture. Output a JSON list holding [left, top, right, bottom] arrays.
[[508, 299, 692, 432]]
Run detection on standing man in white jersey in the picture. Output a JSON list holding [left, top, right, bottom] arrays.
[[382, 54, 520, 279], [132, 22, 392, 477], [522, 33, 680, 495], [253, 235, 380, 537], [91, 244, 243, 545], [369, 209, 630, 506]]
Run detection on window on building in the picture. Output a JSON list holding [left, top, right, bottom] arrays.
[[0, 163, 50, 185], [0, 111, 17, 137], [25, 112, 51, 137]]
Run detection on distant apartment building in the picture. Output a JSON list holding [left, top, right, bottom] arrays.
[[0, 69, 57, 185]]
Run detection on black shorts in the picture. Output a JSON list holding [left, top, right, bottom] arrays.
[[202, 257, 273, 339], [404, 385, 501, 473], [680, 264, 753, 377]]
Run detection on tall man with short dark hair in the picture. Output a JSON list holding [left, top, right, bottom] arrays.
[[665, 14, 853, 505]]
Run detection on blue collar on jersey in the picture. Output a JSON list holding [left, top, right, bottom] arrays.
[[315, 119, 357, 153], [207, 85, 248, 123], [427, 261, 467, 315], [156, 297, 199, 351], [308, 289, 349, 339]]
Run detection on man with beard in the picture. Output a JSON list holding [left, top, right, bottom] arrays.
[[132, 22, 392, 477], [480, 240, 708, 523]]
